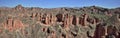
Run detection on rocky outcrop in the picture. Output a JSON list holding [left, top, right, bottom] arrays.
[[50, 14, 57, 24], [82, 14, 88, 26], [69, 15, 73, 25], [94, 23, 120, 38], [31, 13, 57, 25], [63, 14, 70, 28], [56, 13, 64, 22], [94, 23, 107, 38], [44, 14, 50, 25], [78, 14, 89, 26], [72, 15, 79, 25], [0, 5, 120, 38], [106, 25, 118, 38], [14, 4, 24, 11], [13, 19, 24, 29], [3, 17, 24, 31], [31, 13, 36, 19]]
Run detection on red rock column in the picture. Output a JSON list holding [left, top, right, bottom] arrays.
[[62, 13, 65, 21], [50, 14, 53, 24], [63, 14, 69, 28], [107, 26, 118, 38], [7, 17, 13, 27], [76, 16, 79, 25], [54, 15, 57, 23], [94, 24, 107, 38], [72, 15, 76, 25], [6, 17, 13, 31], [50, 14, 57, 24], [5, 18, 24, 31], [79, 17, 82, 25], [72, 15, 79, 25], [82, 14, 88, 26], [37, 15, 40, 21], [44, 13, 51, 25], [45, 14, 49, 25], [93, 19, 96, 25], [69, 15, 73, 25], [31, 13, 36, 18], [66, 14, 70, 27], [40, 13, 43, 22], [48, 14, 50, 25], [63, 18, 68, 28]]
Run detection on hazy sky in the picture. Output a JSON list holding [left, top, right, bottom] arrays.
[[0, 0, 120, 8]]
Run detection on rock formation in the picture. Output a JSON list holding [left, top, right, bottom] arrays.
[[94, 23, 107, 38], [69, 15, 73, 25], [0, 5, 120, 38], [56, 13, 64, 22], [50, 14, 57, 24], [63, 14, 70, 28], [3, 17, 24, 31], [82, 14, 88, 26], [14, 4, 25, 11], [72, 15, 79, 25]]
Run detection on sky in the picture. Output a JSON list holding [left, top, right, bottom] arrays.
[[0, 0, 120, 8]]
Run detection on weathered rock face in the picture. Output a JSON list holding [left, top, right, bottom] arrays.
[[78, 14, 89, 26], [72, 15, 79, 25], [94, 23, 107, 38], [30, 13, 98, 28], [79, 17, 82, 25], [43, 13, 57, 25], [72, 15, 76, 25], [6, 17, 13, 27], [56, 13, 64, 22], [63, 14, 70, 28], [31, 13, 36, 18], [106, 25, 118, 38], [45, 14, 50, 25], [82, 14, 88, 26], [93, 23, 120, 38], [37, 13, 41, 21], [3, 17, 24, 31], [31, 13, 57, 25], [13, 19, 24, 29], [50, 14, 57, 24], [1, 5, 120, 38], [69, 15, 73, 25]]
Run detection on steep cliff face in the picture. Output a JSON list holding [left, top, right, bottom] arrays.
[[94, 23, 107, 38], [0, 5, 120, 38]]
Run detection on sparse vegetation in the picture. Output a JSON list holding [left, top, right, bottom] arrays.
[[0, 5, 120, 38]]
